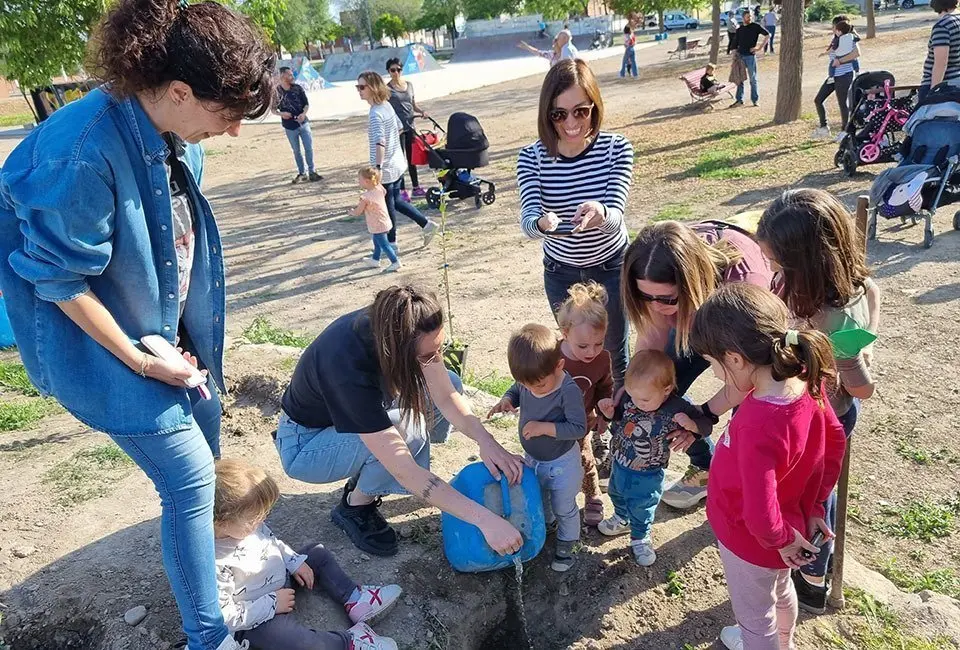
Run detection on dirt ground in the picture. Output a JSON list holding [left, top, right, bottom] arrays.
[[2, 17, 960, 650]]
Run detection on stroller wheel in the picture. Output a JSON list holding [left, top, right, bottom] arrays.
[[834, 148, 844, 169], [867, 214, 878, 241], [953, 210, 960, 231], [474, 194, 482, 209], [842, 150, 858, 177], [481, 191, 496, 205], [923, 227, 934, 249], [425, 188, 442, 209]]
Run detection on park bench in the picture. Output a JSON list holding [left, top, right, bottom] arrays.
[[705, 33, 725, 51], [668, 36, 689, 59], [679, 67, 734, 107], [684, 39, 704, 57]]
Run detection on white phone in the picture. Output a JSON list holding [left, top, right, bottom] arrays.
[[141, 335, 208, 390]]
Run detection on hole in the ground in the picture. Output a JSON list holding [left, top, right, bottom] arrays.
[[4, 614, 105, 650]]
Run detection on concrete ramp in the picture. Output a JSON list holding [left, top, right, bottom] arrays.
[[452, 33, 606, 63], [320, 44, 441, 83]]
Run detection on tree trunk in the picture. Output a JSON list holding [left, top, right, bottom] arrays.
[[774, 0, 804, 124], [866, 0, 876, 38], [658, 10, 664, 31], [710, 0, 721, 62]]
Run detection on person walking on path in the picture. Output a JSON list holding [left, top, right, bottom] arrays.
[[763, 8, 778, 53], [276, 66, 321, 184], [386, 58, 428, 199], [730, 11, 769, 108], [0, 1, 276, 649], [726, 11, 740, 54], [812, 19, 861, 140], [919, 0, 960, 102], [620, 25, 638, 78], [274, 285, 525, 558], [357, 71, 438, 250], [516, 59, 635, 389]]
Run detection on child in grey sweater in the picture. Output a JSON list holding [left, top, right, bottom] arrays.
[[488, 323, 587, 572]]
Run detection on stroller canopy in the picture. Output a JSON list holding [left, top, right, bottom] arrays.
[[444, 112, 489, 152], [850, 71, 895, 108]]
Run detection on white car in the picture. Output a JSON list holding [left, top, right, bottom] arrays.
[[663, 12, 699, 30]]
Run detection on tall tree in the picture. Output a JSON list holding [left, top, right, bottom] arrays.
[[374, 12, 405, 45], [462, 0, 522, 19], [524, 0, 589, 19], [709, 0, 720, 61], [0, 0, 108, 90], [609, 0, 703, 32], [866, 0, 876, 38], [235, 0, 289, 51], [418, 0, 461, 46], [773, 0, 803, 123]]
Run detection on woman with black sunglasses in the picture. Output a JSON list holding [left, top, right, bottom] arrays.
[[386, 58, 428, 199], [621, 220, 773, 512]]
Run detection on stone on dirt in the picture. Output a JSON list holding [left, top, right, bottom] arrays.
[[123, 605, 147, 626]]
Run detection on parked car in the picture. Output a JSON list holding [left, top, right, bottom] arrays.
[[663, 12, 699, 29], [900, 0, 930, 8], [719, 7, 751, 27]]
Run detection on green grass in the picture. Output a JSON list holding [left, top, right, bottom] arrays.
[[820, 588, 952, 650], [874, 499, 956, 542], [666, 570, 686, 598], [0, 362, 39, 396], [242, 316, 313, 348], [464, 369, 514, 397], [0, 112, 33, 128], [276, 356, 299, 373], [0, 399, 60, 432], [43, 443, 134, 506], [879, 558, 960, 599], [652, 203, 694, 222], [688, 131, 776, 180], [895, 438, 960, 465]]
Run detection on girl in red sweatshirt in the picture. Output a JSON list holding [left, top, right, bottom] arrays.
[[690, 283, 846, 650]]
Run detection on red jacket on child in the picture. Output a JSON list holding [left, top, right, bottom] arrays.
[[706, 389, 846, 569]]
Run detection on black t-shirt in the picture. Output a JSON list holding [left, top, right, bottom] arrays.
[[736, 22, 769, 55], [276, 84, 309, 130], [280, 308, 393, 433]]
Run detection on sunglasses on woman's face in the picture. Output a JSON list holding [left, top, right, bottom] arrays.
[[549, 104, 594, 123], [389, 67, 402, 73], [417, 341, 450, 366], [637, 290, 680, 306], [355, 84, 367, 91]]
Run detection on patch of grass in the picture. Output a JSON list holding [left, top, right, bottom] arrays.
[[652, 203, 694, 222], [464, 369, 514, 397], [879, 558, 960, 599], [275, 356, 299, 373], [666, 570, 686, 597], [43, 443, 134, 506], [0, 362, 39, 396], [0, 399, 59, 432], [242, 316, 313, 348], [0, 112, 33, 128], [874, 499, 955, 542], [826, 588, 951, 650], [689, 151, 768, 180], [895, 438, 960, 465]]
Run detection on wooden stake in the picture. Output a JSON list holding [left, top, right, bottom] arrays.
[[827, 194, 870, 610]]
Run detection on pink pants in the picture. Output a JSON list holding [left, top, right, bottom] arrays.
[[718, 541, 798, 650]]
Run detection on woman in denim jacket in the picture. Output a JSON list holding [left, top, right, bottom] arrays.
[[0, 1, 275, 649]]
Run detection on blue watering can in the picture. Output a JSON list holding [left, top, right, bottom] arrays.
[[441, 462, 545, 573]]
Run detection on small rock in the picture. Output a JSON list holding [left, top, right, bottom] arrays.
[[919, 589, 936, 602], [559, 582, 570, 596], [359, 553, 371, 561], [404, 596, 415, 607], [398, 525, 414, 539], [426, 630, 433, 639], [467, 455, 479, 462], [12, 546, 36, 558], [430, 608, 438, 617], [586, 641, 602, 650], [124, 605, 148, 626]]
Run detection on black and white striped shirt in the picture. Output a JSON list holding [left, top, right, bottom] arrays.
[[368, 102, 406, 184], [517, 132, 634, 267], [923, 12, 960, 86]]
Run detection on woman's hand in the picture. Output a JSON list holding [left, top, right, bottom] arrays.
[[478, 438, 525, 485], [667, 413, 700, 452], [479, 514, 524, 555], [280, 111, 293, 119], [537, 211, 560, 233], [486, 397, 518, 418], [141, 352, 204, 388], [778, 528, 819, 569], [571, 201, 605, 233]]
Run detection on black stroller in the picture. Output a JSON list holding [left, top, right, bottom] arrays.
[[417, 112, 497, 210], [869, 84, 960, 248], [835, 71, 918, 176]]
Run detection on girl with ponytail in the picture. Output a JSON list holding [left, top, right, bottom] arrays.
[[0, 1, 275, 649], [689, 283, 846, 650]]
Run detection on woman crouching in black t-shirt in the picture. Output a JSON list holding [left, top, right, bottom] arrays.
[[275, 285, 525, 557]]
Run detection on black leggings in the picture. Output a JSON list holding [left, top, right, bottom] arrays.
[[400, 130, 419, 187], [815, 73, 853, 130]]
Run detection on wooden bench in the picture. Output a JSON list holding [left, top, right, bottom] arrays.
[[684, 39, 704, 57], [668, 37, 702, 60], [679, 67, 734, 107]]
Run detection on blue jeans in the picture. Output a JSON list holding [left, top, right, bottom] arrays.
[[284, 123, 315, 175], [542, 253, 629, 387], [667, 328, 715, 470], [620, 47, 638, 77], [275, 371, 462, 495], [736, 53, 759, 104], [608, 464, 664, 540], [764, 26, 776, 52], [526, 445, 583, 543], [110, 377, 227, 650], [802, 398, 860, 579], [370, 232, 398, 263], [383, 177, 428, 244]]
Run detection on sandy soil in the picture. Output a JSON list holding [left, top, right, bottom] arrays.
[[1, 18, 959, 650]]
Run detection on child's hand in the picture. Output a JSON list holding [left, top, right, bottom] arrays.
[[293, 562, 315, 590], [598, 398, 615, 419], [486, 397, 517, 419], [808, 516, 835, 543], [778, 528, 819, 569], [861, 344, 874, 368], [522, 421, 555, 440], [274, 587, 296, 614]]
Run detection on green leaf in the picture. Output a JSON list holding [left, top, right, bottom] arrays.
[[829, 328, 877, 360]]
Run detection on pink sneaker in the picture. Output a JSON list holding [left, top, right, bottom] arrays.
[[412, 186, 426, 198], [347, 622, 398, 650], [345, 584, 403, 624], [400, 190, 411, 202]]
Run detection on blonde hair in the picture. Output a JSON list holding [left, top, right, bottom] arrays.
[[557, 281, 608, 333], [214, 459, 280, 525], [706, 62, 716, 72], [508, 323, 563, 384], [359, 165, 382, 184], [625, 349, 676, 391], [358, 70, 390, 104]]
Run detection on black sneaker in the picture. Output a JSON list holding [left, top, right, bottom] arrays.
[[729, 101, 744, 108], [308, 171, 323, 182], [331, 480, 399, 557], [792, 570, 827, 615], [292, 173, 307, 184]]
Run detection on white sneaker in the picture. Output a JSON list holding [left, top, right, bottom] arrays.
[[348, 622, 398, 650], [810, 126, 832, 140], [204, 636, 248, 650], [362, 257, 382, 268], [346, 584, 403, 624], [382, 261, 402, 273], [720, 625, 744, 650], [422, 220, 439, 246], [598, 514, 630, 537], [630, 537, 657, 566]]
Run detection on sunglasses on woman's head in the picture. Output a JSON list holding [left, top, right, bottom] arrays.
[[637, 290, 679, 306], [549, 104, 594, 123]]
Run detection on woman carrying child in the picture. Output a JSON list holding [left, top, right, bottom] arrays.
[[622, 220, 773, 510], [214, 459, 401, 650], [757, 188, 878, 614], [691, 283, 847, 650], [812, 16, 861, 140]]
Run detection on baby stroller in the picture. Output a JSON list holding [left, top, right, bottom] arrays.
[[417, 112, 497, 210], [869, 84, 960, 248], [835, 71, 917, 176]]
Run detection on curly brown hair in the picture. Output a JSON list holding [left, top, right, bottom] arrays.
[[88, 0, 276, 120]]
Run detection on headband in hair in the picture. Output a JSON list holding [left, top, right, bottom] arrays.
[[784, 330, 799, 346]]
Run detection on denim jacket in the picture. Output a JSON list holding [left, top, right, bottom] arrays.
[[0, 89, 226, 436]]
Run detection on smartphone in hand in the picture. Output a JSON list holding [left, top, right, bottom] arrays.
[[141, 335, 208, 390], [800, 531, 827, 560]]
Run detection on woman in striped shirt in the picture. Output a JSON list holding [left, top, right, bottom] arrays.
[[516, 59, 635, 386], [357, 71, 438, 249]]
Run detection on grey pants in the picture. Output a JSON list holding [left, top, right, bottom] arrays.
[[238, 544, 355, 650], [526, 445, 584, 543]]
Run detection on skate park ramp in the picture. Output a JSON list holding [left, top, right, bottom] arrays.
[[320, 44, 441, 83], [451, 33, 596, 63]]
